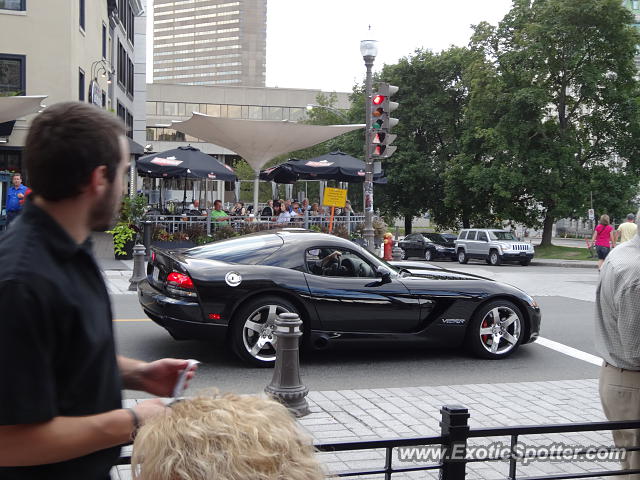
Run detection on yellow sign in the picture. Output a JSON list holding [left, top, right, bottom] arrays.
[[323, 187, 347, 207]]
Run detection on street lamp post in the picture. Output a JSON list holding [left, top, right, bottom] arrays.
[[360, 38, 378, 253]]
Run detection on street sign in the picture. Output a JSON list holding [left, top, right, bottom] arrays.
[[588, 209, 595, 221], [323, 187, 347, 208]]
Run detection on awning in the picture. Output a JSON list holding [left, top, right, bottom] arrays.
[[128, 137, 145, 156], [0, 95, 47, 123]]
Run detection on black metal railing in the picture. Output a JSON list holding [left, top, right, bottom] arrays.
[[117, 404, 640, 480]]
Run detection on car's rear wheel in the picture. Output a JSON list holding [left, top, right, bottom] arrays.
[[231, 296, 299, 367], [466, 300, 524, 359], [457, 249, 469, 264], [489, 250, 502, 266], [424, 249, 433, 261]]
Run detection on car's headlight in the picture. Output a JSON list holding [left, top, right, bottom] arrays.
[[435, 245, 446, 251], [499, 243, 511, 250]]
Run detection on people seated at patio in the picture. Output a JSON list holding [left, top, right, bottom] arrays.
[[261, 199, 274, 218], [131, 392, 325, 480], [302, 198, 311, 211], [210, 199, 229, 222], [274, 201, 291, 224], [231, 201, 246, 216]]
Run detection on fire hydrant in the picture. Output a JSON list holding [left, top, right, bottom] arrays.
[[383, 232, 394, 260]]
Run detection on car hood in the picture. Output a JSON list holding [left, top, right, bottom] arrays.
[[399, 265, 493, 282]]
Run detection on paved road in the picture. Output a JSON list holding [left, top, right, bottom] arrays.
[[112, 264, 602, 398]]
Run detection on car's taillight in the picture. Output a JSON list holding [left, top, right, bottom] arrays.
[[151, 251, 156, 262], [166, 271, 197, 298]]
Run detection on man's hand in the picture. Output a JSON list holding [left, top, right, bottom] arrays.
[[17, 193, 24, 199], [119, 357, 197, 396], [132, 398, 170, 425]]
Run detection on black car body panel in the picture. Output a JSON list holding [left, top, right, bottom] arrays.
[[138, 230, 541, 360]]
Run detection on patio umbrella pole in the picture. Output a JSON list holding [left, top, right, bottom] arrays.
[[253, 169, 260, 221]]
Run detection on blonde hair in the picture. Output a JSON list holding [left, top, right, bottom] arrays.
[[599, 214, 610, 225], [132, 392, 325, 480]]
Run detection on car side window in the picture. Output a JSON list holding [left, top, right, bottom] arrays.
[[404, 234, 415, 241], [467, 230, 477, 240], [305, 247, 376, 278], [458, 231, 468, 240], [477, 232, 488, 242]]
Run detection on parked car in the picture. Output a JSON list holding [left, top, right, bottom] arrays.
[[138, 229, 541, 367], [398, 232, 456, 261], [455, 229, 535, 266]]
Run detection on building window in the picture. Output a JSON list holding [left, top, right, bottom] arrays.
[[0, 0, 25, 11], [118, 42, 126, 88], [102, 23, 107, 59], [79, 0, 85, 30], [126, 111, 133, 138], [127, 58, 134, 96], [78, 68, 85, 101], [0, 54, 25, 94], [127, 3, 134, 44], [634, 0, 639, 9], [118, 0, 126, 26], [117, 101, 126, 122]]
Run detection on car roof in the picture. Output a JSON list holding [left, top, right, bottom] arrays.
[[241, 228, 357, 246]]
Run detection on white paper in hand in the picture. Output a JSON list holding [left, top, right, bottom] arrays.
[[172, 359, 200, 399]]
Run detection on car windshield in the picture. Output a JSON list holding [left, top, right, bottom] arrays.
[[489, 231, 518, 241], [350, 242, 401, 275], [424, 233, 444, 243], [185, 234, 283, 264]]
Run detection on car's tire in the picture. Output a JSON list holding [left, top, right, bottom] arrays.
[[401, 249, 408, 260], [457, 249, 469, 264], [489, 250, 502, 266], [424, 249, 433, 262], [230, 296, 299, 367], [466, 300, 524, 359], [519, 259, 531, 266]]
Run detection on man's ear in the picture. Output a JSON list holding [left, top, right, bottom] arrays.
[[88, 165, 109, 196]]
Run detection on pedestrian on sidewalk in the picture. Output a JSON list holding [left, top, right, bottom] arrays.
[[617, 213, 638, 245], [5, 172, 28, 227], [592, 214, 616, 270], [0, 102, 197, 479], [595, 212, 640, 479]]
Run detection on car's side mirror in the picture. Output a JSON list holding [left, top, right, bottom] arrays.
[[376, 266, 391, 282]]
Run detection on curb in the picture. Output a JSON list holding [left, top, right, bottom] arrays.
[[531, 260, 597, 269]]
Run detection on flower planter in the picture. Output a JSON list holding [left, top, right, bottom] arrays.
[[115, 239, 135, 260]]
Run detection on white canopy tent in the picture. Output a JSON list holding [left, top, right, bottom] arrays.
[[0, 95, 47, 123], [172, 113, 364, 214]]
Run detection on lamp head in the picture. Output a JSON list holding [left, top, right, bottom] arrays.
[[360, 39, 378, 58]]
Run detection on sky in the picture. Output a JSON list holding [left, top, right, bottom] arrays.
[[147, 0, 513, 92]]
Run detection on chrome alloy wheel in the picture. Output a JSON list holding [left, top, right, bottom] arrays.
[[478, 305, 521, 355], [242, 304, 292, 362]]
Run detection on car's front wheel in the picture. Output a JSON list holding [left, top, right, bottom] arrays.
[[466, 300, 524, 359], [424, 249, 433, 261], [401, 249, 408, 260], [457, 249, 469, 264], [489, 250, 502, 266], [230, 296, 300, 367]]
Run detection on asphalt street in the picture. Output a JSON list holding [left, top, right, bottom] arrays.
[[112, 264, 602, 398]]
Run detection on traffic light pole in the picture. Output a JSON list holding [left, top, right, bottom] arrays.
[[363, 55, 375, 254]]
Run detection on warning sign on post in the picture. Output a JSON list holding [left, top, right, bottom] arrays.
[[322, 187, 347, 208]]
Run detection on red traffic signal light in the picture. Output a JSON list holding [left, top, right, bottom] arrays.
[[373, 94, 385, 105]]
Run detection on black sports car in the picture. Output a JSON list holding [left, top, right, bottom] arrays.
[[138, 229, 541, 367], [398, 232, 457, 261]]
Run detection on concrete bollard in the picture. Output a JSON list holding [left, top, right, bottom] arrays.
[[264, 312, 310, 417], [128, 244, 147, 291]]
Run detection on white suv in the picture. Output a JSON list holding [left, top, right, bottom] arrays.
[[454, 229, 535, 266]]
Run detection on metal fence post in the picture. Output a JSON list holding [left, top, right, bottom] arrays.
[[304, 208, 309, 229], [128, 244, 147, 291], [264, 312, 310, 417], [142, 221, 152, 259], [439, 405, 470, 480], [206, 212, 211, 236]]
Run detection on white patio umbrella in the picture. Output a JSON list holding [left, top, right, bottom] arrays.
[[172, 113, 364, 215], [0, 95, 47, 123]]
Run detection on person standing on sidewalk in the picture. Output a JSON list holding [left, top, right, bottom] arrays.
[[5, 172, 28, 226], [592, 214, 616, 270], [0, 102, 197, 480], [617, 213, 638, 245], [595, 214, 640, 479]]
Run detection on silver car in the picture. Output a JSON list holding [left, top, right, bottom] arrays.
[[454, 229, 535, 266]]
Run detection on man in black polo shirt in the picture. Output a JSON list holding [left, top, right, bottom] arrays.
[[0, 102, 196, 479]]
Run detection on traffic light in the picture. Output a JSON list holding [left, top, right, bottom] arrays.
[[370, 82, 398, 158]]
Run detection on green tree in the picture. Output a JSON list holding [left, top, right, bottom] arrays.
[[469, 0, 640, 245]]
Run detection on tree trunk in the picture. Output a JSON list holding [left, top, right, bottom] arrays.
[[404, 215, 412, 235], [540, 213, 555, 246], [462, 216, 470, 229]]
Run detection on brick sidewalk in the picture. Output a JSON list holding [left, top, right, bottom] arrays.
[[112, 378, 615, 480]]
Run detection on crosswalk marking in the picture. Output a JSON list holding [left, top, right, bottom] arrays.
[[535, 336, 602, 366]]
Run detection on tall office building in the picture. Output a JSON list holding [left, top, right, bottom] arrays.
[[153, 0, 266, 87], [622, 0, 640, 69]]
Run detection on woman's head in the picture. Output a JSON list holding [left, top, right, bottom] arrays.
[[599, 214, 610, 225], [132, 392, 325, 480]]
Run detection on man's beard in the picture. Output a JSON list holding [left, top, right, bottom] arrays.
[[90, 182, 119, 232]]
